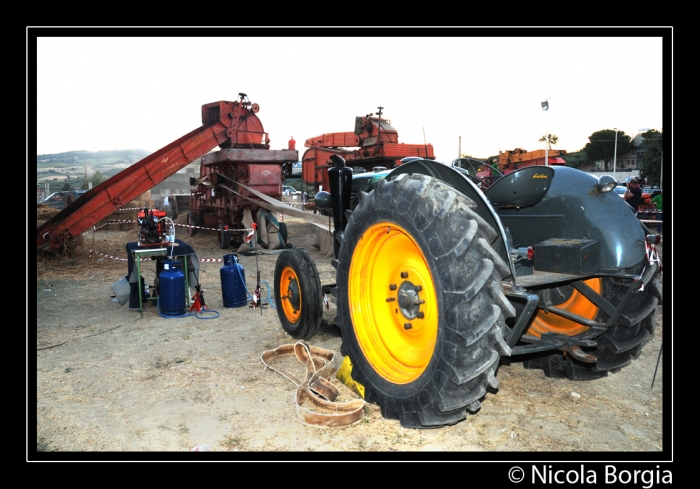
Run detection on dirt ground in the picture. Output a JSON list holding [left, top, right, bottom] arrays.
[[33, 208, 668, 459]]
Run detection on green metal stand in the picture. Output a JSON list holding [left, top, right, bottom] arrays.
[[133, 248, 190, 312]]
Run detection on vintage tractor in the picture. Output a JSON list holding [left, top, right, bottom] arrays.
[[273, 156, 662, 429]]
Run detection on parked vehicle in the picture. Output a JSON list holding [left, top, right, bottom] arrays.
[[40, 190, 87, 209], [274, 155, 662, 429], [300, 108, 435, 195]]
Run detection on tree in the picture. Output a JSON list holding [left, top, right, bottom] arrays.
[[91, 170, 106, 187], [79, 170, 106, 190], [583, 129, 632, 172], [61, 181, 71, 191], [561, 151, 592, 170], [639, 129, 663, 187], [539, 133, 559, 149]]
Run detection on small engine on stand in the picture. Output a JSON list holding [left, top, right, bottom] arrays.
[[137, 208, 168, 246]]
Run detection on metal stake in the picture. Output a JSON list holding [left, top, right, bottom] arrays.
[[651, 342, 663, 389]]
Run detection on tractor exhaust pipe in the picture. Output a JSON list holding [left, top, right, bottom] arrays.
[[328, 155, 353, 257]]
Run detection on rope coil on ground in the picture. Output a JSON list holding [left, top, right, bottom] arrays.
[[261, 342, 366, 428]]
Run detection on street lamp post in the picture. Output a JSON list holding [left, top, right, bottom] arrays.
[[613, 128, 618, 181], [541, 99, 549, 166]]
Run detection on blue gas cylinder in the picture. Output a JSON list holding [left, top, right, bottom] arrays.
[[159, 258, 186, 316], [221, 254, 247, 308]]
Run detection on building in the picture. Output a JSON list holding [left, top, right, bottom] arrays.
[[150, 158, 202, 207], [577, 131, 651, 181]]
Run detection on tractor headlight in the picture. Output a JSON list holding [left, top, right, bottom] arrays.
[[596, 175, 617, 193], [315, 191, 332, 210]]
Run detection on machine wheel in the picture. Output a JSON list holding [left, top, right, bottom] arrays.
[[218, 223, 230, 249], [279, 222, 288, 246], [187, 212, 198, 237], [335, 173, 515, 429], [274, 248, 323, 339], [63, 193, 76, 207], [171, 198, 179, 219], [523, 264, 662, 380]]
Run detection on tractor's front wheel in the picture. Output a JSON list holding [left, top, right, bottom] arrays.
[[335, 173, 515, 429], [274, 248, 323, 340]]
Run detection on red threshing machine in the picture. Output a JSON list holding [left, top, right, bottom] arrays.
[[37, 93, 297, 252], [496, 148, 567, 173], [301, 108, 435, 194]]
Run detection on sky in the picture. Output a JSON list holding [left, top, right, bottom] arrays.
[[33, 29, 668, 162]]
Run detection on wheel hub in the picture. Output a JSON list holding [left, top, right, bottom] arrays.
[[397, 281, 423, 320], [286, 278, 300, 311], [348, 221, 438, 384]]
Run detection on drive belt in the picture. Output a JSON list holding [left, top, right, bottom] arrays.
[[261, 342, 366, 427]]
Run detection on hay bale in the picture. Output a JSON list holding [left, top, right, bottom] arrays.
[[127, 190, 155, 209], [36, 203, 60, 221], [99, 190, 156, 231]]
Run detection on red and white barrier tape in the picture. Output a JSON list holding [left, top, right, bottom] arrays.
[[112, 207, 158, 212], [89, 250, 129, 261], [91, 221, 252, 233], [179, 223, 252, 232], [86, 220, 256, 263], [89, 249, 226, 263], [91, 220, 138, 231]]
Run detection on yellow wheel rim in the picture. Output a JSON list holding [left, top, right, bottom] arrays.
[[349, 222, 438, 384], [280, 265, 301, 324], [527, 278, 602, 337]]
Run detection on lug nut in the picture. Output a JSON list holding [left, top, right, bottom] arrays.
[[386, 297, 396, 302], [404, 323, 412, 330], [401, 272, 408, 278], [417, 312, 424, 319], [389, 284, 397, 291]]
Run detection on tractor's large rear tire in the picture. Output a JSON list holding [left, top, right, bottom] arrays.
[[523, 265, 662, 380], [335, 174, 515, 429], [274, 247, 323, 340]]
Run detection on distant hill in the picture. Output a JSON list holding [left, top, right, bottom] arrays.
[[37, 149, 151, 165]]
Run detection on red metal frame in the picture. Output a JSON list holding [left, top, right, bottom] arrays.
[[301, 112, 435, 193], [37, 96, 282, 252]]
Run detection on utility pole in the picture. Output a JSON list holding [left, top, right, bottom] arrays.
[[613, 129, 618, 181], [541, 99, 550, 166]]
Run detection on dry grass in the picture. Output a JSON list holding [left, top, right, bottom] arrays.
[[36, 191, 159, 280]]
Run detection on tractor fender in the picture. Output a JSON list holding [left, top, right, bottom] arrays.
[[491, 166, 646, 270], [385, 159, 515, 279]]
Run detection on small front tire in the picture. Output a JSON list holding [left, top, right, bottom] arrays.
[[274, 248, 323, 340]]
